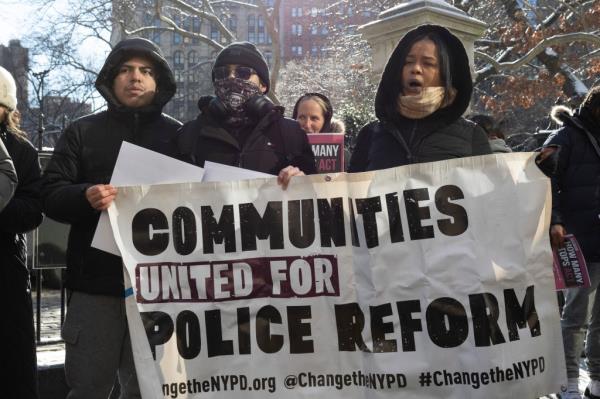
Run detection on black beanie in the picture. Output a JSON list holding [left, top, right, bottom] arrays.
[[212, 42, 270, 93]]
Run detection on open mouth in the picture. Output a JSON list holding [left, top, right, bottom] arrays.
[[404, 80, 423, 94]]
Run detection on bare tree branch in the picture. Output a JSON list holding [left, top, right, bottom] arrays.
[[475, 32, 600, 72]]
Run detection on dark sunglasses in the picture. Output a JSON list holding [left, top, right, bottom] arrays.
[[213, 66, 256, 80]]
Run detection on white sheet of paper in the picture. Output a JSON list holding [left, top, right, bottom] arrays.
[[202, 160, 273, 182], [91, 142, 205, 255]]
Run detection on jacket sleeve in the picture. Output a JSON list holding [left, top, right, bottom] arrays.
[[0, 138, 43, 234], [347, 124, 373, 173], [293, 125, 317, 175], [42, 123, 96, 224], [0, 138, 17, 211], [544, 129, 571, 227], [471, 125, 492, 155]]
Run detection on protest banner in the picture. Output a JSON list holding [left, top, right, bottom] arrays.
[[307, 133, 345, 173], [108, 152, 565, 398]]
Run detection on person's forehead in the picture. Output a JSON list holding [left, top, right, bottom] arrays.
[[121, 56, 155, 68], [407, 39, 438, 57]]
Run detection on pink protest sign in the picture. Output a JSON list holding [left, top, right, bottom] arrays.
[[553, 234, 590, 290], [307, 133, 345, 173]]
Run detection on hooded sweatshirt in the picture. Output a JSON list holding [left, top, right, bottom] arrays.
[[348, 25, 491, 172], [42, 38, 182, 296]]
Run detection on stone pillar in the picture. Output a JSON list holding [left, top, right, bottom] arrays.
[[358, 0, 487, 78]]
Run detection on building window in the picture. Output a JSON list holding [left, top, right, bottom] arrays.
[[292, 24, 303, 36], [311, 46, 318, 57], [264, 51, 273, 68], [182, 16, 192, 44], [228, 14, 237, 35], [311, 7, 318, 17], [188, 50, 197, 67], [311, 25, 318, 35], [192, 17, 201, 44], [173, 51, 184, 69], [152, 17, 162, 44], [291, 46, 303, 56], [257, 15, 265, 43], [188, 70, 199, 83], [210, 21, 220, 42], [291, 7, 303, 17], [247, 14, 256, 43], [173, 15, 182, 45], [321, 26, 328, 35]]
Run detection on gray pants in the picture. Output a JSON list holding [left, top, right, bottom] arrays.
[[62, 291, 141, 399], [561, 262, 600, 380]]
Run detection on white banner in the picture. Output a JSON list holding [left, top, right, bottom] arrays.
[[108, 153, 566, 398]]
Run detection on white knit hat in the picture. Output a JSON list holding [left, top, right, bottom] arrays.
[[0, 66, 17, 110]]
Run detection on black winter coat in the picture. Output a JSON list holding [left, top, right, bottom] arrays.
[[42, 38, 182, 296], [0, 137, 17, 210], [348, 25, 491, 172], [178, 104, 316, 175], [543, 107, 600, 263], [0, 128, 43, 271]]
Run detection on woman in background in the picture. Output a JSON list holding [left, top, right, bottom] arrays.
[[0, 66, 43, 399], [292, 93, 345, 134]]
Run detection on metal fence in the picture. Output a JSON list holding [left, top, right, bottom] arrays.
[[29, 150, 69, 346]]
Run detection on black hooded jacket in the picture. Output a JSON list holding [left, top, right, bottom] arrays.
[[0, 127, 43, 273], [542, 105, 600, 263], [42, 38, 182, 296], [178, 97, 316, 175], [348, 25, 491, 172]]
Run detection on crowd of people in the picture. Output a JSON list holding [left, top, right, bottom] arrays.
[[0, 23, 598, 399]]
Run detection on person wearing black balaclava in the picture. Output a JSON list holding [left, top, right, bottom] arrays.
[[178, 42, 316, 187]]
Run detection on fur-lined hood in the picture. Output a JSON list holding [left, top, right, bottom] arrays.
[[550, 105, 573, 126], [329, 118, 345, 133]]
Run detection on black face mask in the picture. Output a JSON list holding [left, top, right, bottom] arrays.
[[214, 77, 262, 116]]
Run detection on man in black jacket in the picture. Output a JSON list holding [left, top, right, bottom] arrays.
[[539, 86, 600, 399], [42, 38, 181, 398], [178, 42, 316, 184]]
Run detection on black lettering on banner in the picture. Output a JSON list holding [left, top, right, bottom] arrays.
[[397, 300, 422, 352], [172, 207, 197, 255], [317, 198, 346, 247], [176, 310, 201, 359], [355, 196, 382, 248], [348, 198, 359, 247], [256, 305, 284, 353], [141, 311, 174, 360], [469, 293, 506, 347], [334, 303, 370, 352], [426, 297, 469, 348], [287, 306, 314, 353], [237, 307, 251, 355], [505, 285, 541, 341], [132, 208, 169, 256], [435, 185, 468, 236], [288, 200, 315, 249], [201, 205, 236, 254], [404, 188, 434, 240], [205, 309, 234, 357], [385, 193, 404, 243], [371, 303, 397, 353], [239, 201, 284, 251]]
